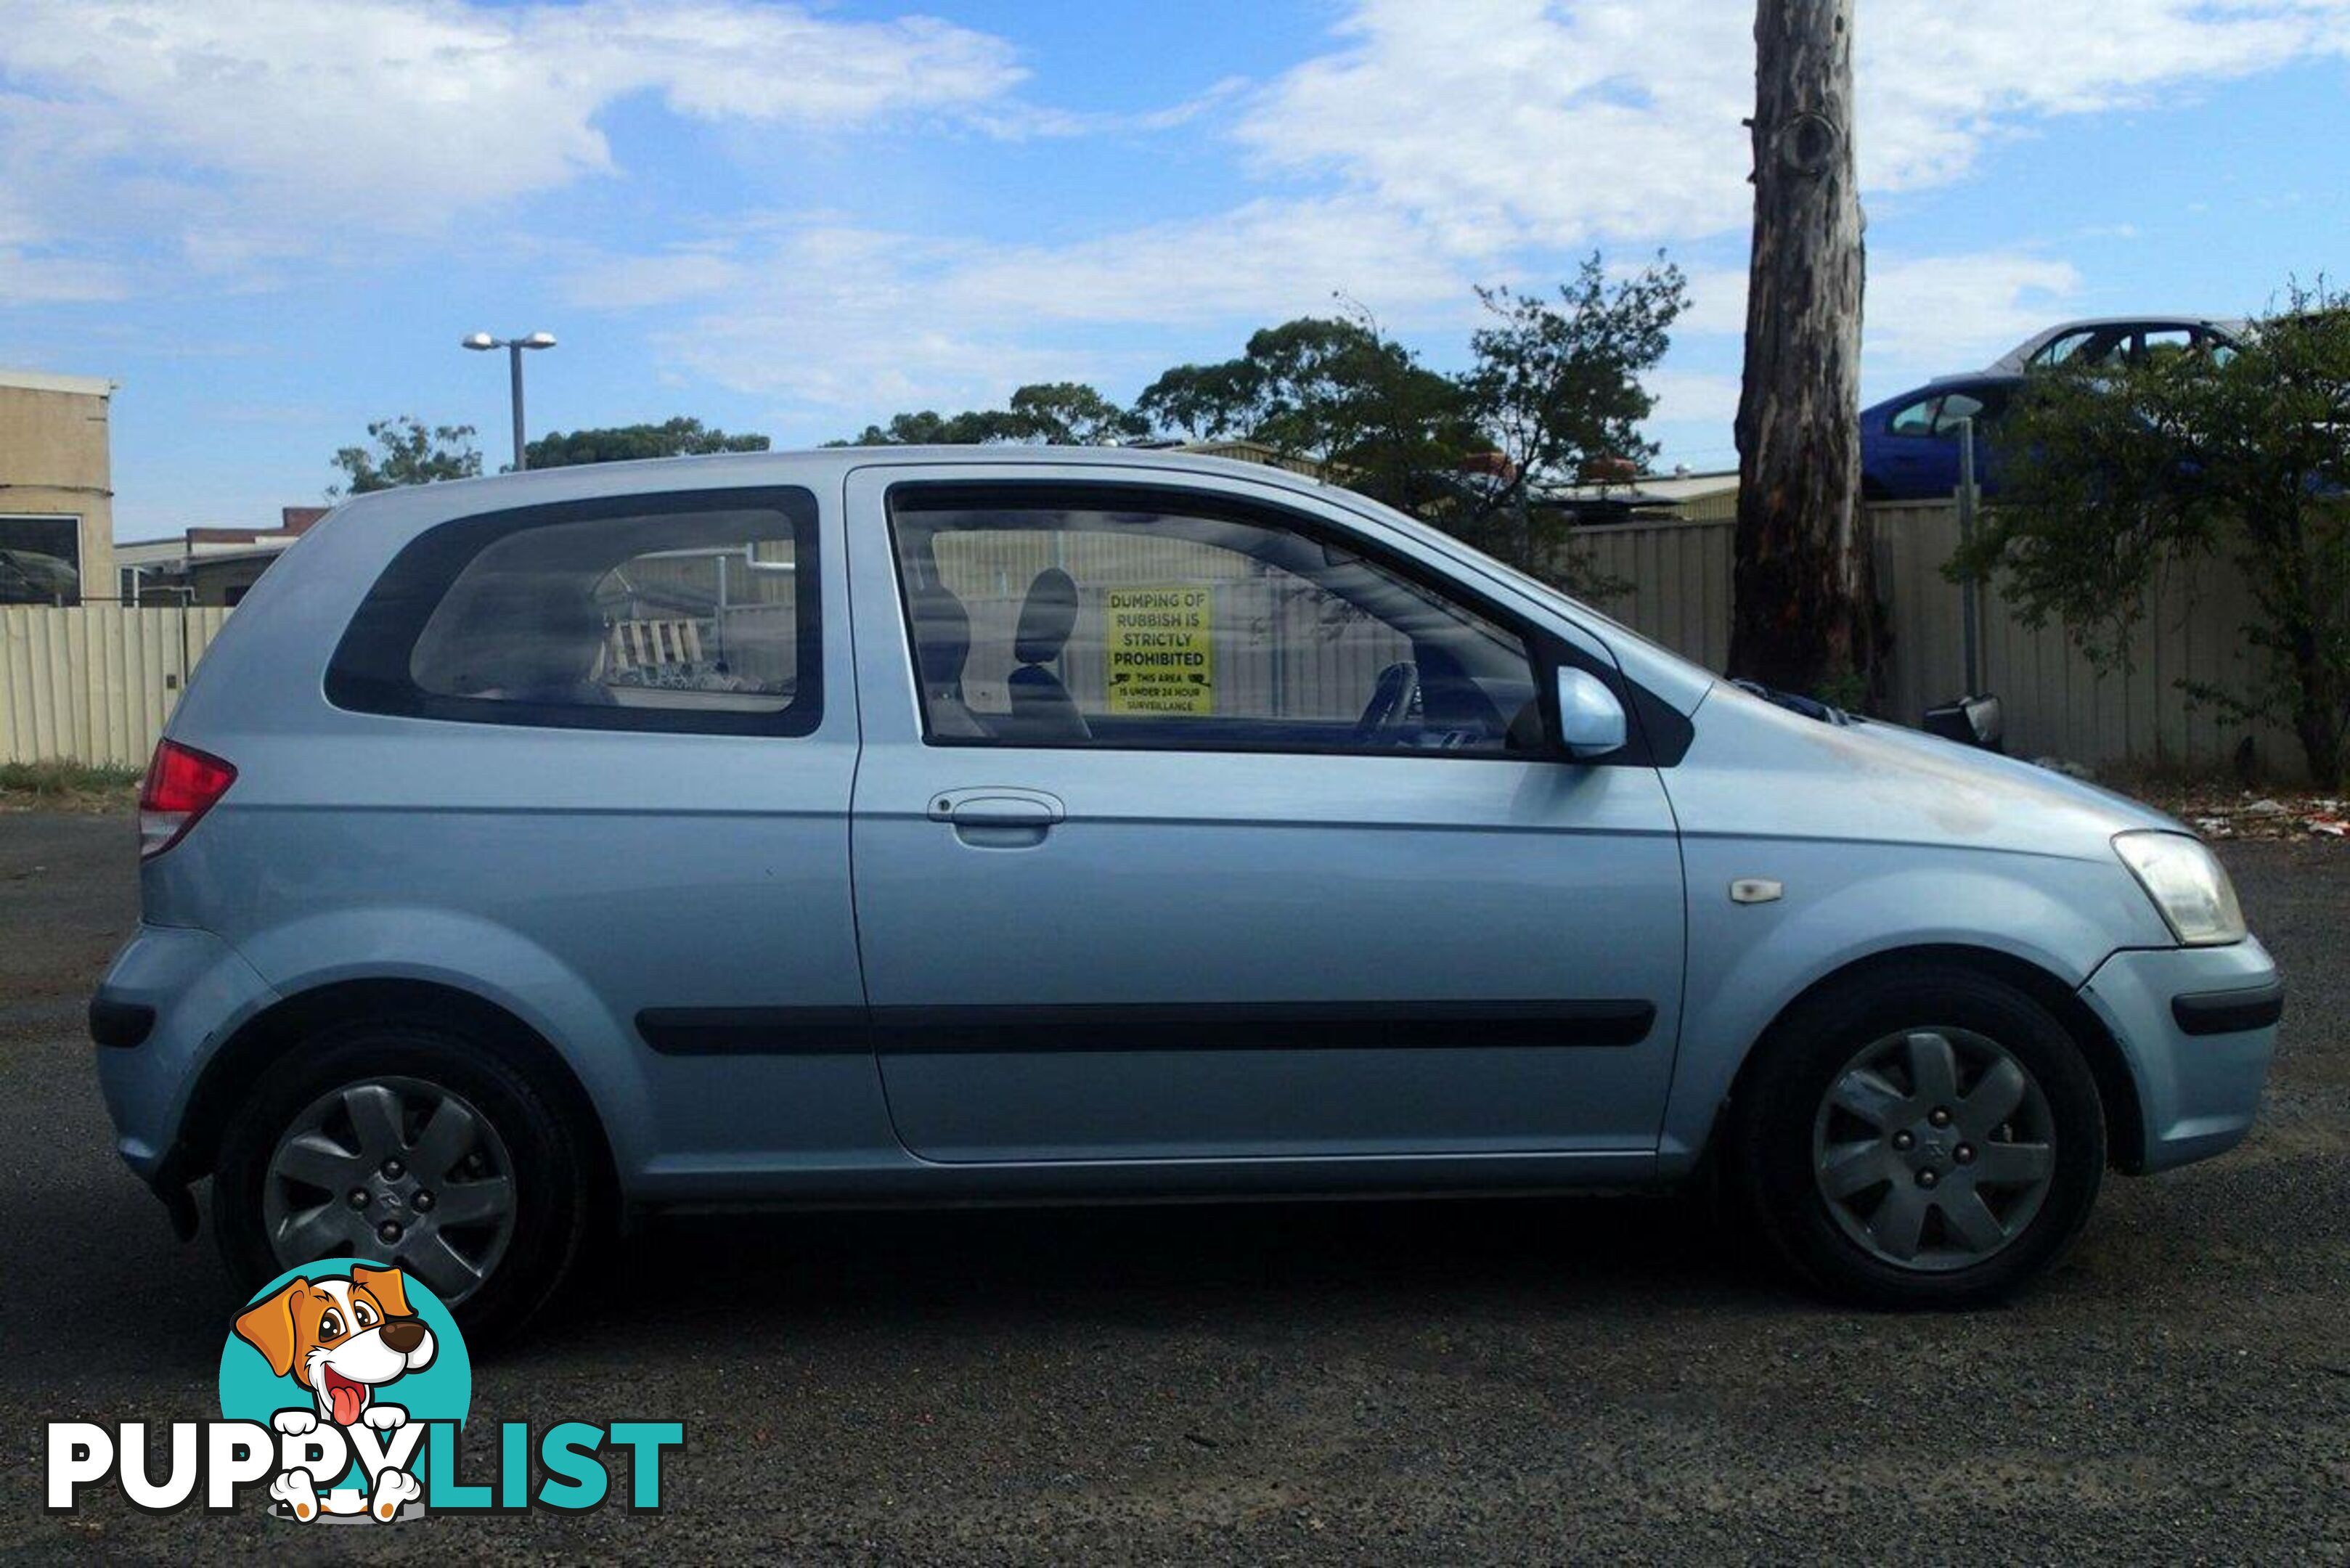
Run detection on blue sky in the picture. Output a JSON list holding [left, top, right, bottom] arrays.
[[1, 0, 2344, 539]]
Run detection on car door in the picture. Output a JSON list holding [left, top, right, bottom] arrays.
[[304, 482, 885, 1193], [1874, 393, 1959, 499], [842, 462, 1686, 1165]]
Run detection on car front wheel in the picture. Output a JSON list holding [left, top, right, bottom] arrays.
[[1727, 965, 2107, 1308]]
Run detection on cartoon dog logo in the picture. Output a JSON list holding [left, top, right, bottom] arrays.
[[232, 1264, 436, 1522]]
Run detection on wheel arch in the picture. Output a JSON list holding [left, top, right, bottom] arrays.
[[181, 977, 621, 1201], [1721, 943, 2147, 1174]]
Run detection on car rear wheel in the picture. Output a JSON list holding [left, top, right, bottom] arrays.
[[213, 1021, 595, 1343], [1726, 965, 2106, 1308]]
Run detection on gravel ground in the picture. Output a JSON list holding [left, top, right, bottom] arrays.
[[1, 812, 2344, 1564]]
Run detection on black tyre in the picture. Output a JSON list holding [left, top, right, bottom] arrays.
[[212, 1020, 597, 1344], [1726, 964, 2105, 1309]]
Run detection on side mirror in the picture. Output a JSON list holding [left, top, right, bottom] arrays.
[[1556, 667, 1627, 760], [1922, 692, 2004, 752]]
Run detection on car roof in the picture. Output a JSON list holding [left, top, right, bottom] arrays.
[[1865, 372, 2025, 414], [1986, 314, 2246, 372], [319, 444, 1351, 536]]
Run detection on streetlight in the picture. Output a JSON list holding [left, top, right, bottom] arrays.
[[461, 330, 557, 470]]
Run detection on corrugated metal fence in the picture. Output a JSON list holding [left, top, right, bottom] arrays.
[[0, 505, 2312, 776], [1577, 499, 2304, 777], [1, 603, 231, 769]]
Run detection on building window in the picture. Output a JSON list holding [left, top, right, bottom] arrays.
[[0, 515, 81, 605]]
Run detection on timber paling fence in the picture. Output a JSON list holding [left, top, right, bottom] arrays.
[[0, 502, 2312, 778]]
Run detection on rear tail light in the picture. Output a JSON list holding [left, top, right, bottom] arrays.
[[139, 739, 237, 859]]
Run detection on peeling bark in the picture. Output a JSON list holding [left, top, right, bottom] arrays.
[[1729, 0, 1880, 698]]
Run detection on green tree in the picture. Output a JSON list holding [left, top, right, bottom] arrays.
[[1136, 311, 1475, 517], [1125, 359, 1260, 441], [1130, 267, 1684, 576], [830, 383, 1143, 448], [1953, 284, 2350, 785], [1453, 254, 1686, 567], [1002, 382, 1149, 445], [525, 417, 770, 468], [830, 261, 1686, 584], [330, 417, 481, 494]]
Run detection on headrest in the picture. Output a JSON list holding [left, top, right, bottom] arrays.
[[1013, 568, 1080, 665], [907, 584, 972, 690], [444, 573, 606, 690]]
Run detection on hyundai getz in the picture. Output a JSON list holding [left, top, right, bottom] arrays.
[[91, 449, 2280, 1334]]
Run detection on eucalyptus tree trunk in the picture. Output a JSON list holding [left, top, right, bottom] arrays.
[[1729, 0, 1879, 700]]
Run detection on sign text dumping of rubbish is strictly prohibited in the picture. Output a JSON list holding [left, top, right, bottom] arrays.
[[1104, 586, 1213, 716]]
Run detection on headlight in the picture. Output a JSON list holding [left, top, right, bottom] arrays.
[[2113, 831, 2245, 946]]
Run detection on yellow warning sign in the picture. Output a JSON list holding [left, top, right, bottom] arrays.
[[1104, 585, 1214, 716]]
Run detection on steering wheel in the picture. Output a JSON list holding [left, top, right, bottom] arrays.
[[1353, 661, 1421, 743]]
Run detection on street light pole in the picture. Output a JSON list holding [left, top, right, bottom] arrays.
[[507, 342, 527, 472], [461, 330, 557, 471]]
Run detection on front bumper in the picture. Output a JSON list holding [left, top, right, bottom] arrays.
[[89, 923, 280, 1195], [2079, 936, 2280, 1173]]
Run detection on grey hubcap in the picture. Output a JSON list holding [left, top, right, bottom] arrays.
[[261, 1077, 518, 1304], [1811, 1029, 2056, 1272]]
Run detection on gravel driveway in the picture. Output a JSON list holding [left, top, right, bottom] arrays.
[[1, 811, 2344, 1563]]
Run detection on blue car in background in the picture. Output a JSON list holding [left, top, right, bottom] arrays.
[[1864, 316, 2245, 502], [1860, 373, 2023, 502]]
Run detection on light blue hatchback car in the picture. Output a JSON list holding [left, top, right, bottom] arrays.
[[91, 449, 2280, 1332]]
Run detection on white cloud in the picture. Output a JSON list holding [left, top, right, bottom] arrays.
[[0, 0, 1024, 237], [1863, 0, 2350, 190], [1862, 251, 2084, 371], [1236, 0, 1751, 255], [931, 197, 1472, 327], [13, 0, 2348, 459], [563, 248, 755, 311], [1677, 268, 1755, 339], [1678, 251, 2084, 375], [0, 249, 130, 304], [572, 197, 1481, 423], [1642, 369, 1745, 430], [1236, 0, 2350, 252]]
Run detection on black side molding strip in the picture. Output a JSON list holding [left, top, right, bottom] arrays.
[[2171, 981, 2283, 1037], [637, 1006, 868, 1056], [89, 995, 155, 1050], [637, 1000, 1656, 1057]]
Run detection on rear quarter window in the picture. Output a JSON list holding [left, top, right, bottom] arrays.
[[325, 487, 822, 735]]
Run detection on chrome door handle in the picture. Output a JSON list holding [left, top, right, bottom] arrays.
[[926, 788, 1066, 828]]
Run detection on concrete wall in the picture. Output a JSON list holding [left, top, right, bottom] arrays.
[[0, 372, 115, 603]]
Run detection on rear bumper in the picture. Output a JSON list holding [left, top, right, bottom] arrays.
[[2080, 938, 2279, 1174], [89, 923, 280, 1188]]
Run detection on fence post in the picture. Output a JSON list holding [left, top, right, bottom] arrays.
[[1955, 416, 1982, 696]]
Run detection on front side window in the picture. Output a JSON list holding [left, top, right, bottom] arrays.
[[889, 486, 1542, 756], [1888, 396, 1941, 436], [2031, 328, 2099, 367], [329, 489, 820, 735], [1932, 391, 1988, 434]]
